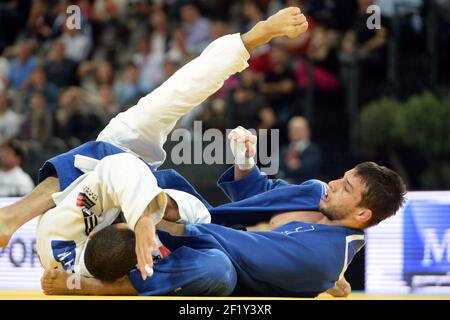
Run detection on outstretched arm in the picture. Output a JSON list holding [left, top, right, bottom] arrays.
[[97, 7, 308, 168]]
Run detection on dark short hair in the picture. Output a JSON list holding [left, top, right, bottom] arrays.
[[3, 140, 25, 161], [355, 162, 407, 228], [84, 225, 137, 282]]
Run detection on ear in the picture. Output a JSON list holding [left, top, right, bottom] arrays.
[[356, 208, 372, 224], [88, 232, 96, 240]]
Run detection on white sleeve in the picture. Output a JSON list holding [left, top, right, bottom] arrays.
[[92, 153, 167, 230], [97, 34, 250, 167]]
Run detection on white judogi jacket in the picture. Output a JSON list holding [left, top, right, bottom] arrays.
[[36, 153, 167, 275]]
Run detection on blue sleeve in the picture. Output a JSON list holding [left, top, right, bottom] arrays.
[[217, 165, 290, 202]]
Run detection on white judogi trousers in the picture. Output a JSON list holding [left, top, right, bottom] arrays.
[[36, 34, 251, 275]]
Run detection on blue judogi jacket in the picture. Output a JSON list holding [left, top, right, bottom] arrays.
[[39, 141, 365, 297]]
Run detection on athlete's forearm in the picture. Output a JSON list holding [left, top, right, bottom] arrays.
[[80, 276, 138, 296], [234, 166, 254, 181], [241, 21, 272, 53]]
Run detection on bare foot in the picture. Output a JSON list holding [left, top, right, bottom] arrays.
[[264, 7, 309, 40], [326, 277, 351, 298], [41, 269, 79, 295]]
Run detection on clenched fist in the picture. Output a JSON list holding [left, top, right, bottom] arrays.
[[228, 126, 257, 171]]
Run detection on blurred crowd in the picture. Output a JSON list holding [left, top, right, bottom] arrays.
[[0, 0, 442, 195]]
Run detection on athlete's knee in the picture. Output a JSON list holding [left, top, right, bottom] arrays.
[[201, 249, 236, 296]]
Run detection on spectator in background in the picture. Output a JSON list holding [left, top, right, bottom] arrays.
[[23, 67, 59, 112], [260, 45, 297, 127], [88, 84, 118, 123], [149, 10, 171, 56], [227, 69, 267, 129], [26, 0, 53, 41], [7, 41, 39, 91], [60, 23, 92, 63], [340, 0, 388, 67], [279, 116, 321, 184], [180, 2, 212, 54], [167, 26, 196, 65], [296, 22, 341, 93], [0, 56, 10, 93], [52, 0, 93, 39], [0, 140, 34, 197], [17, 92, 52, 147], [79, 60, 114, 95], [340, 0, 388, 102], [376, 0, 423, 33], [307, 0, 358, 31], [0, 0, 31, 53], [44, 41, 78, 89], [132, 37, 164, 92], [55, 87, 102, 145], [116, 62, 149, 108], [0, 93, 22, 146]]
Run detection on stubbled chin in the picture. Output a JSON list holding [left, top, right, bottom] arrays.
[[318, 200, 326, 211]]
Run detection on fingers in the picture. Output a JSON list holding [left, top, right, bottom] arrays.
[[293, 13, 307, 25], [286, 7, 301, 15], [136, 230, 155, 281], [137, 242, 154, 281], [228, 127, 257, 143]]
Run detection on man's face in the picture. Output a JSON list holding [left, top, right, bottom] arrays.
[[319, 169, 367, 221]]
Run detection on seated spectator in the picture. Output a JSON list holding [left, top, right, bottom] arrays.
[[17, 91, 52, 147], [180, 2, 212, 54], [55, 87, 102, 145], [22, 67, 59, 112], [0, 93, 22, 146], [340, 0, 388, 64], [44, 41, 78, 88], [167, 27, 196, 66], [87, 84, 119, 123], [26, 0, 53, 41], [0, 56, 10, 93], [0, 140, 34, 197], [132, 37, 165, 92], [226, 69, 267, 129], [260, 45, 298, 127], [340, 0, 389, 102], [149, 10, 171, 56], [278, 116, 321, 184], [60, 23, 92, 63], [296, 23, 341, 93], [116, 62, 150, 108], [7, 41, 39, 91], [79, 59, 114, 95]]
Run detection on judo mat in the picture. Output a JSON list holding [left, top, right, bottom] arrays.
[[1, 290, 449, 300]]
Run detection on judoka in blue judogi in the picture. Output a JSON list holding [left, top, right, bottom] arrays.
[[39, 140, 365, 297]]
